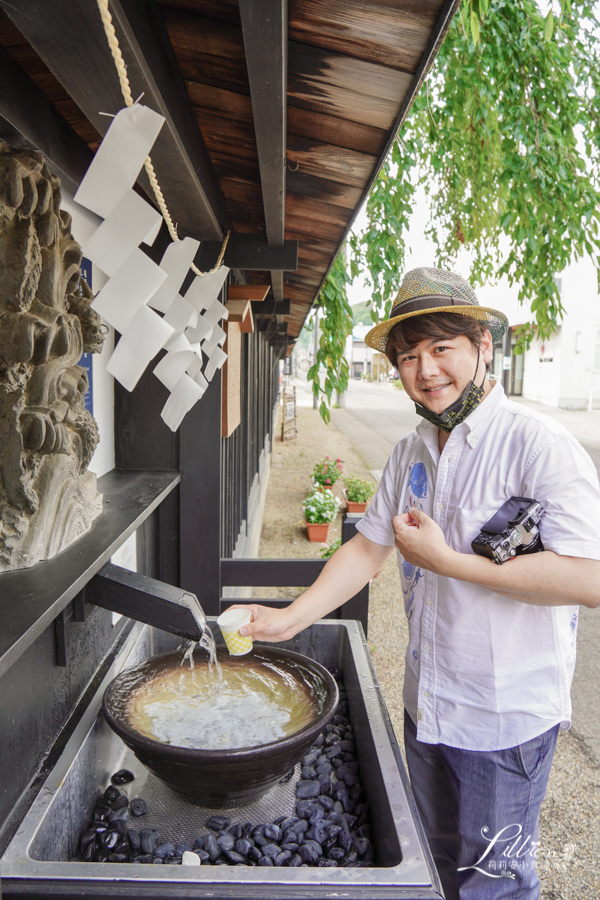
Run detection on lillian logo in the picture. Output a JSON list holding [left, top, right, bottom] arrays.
[[458, 825, 579, 880], [458, 824, 539, 879]]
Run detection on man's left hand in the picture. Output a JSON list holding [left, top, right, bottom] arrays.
[[392, 508, 454, 573]]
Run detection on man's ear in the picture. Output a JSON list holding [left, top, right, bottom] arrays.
[[481, 328, 494, 366]]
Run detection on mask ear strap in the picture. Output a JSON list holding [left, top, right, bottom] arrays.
[[476, 349, 486, 389]]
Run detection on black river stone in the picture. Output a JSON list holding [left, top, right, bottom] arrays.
[[139, 829, 160, 855], [111, 769, 135, 786], [130, 798, 147, 817]]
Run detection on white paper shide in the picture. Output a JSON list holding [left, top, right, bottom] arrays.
[[74, 103, 229, 431]]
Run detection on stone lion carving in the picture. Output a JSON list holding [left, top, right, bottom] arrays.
[[0, 142, 104, 571]]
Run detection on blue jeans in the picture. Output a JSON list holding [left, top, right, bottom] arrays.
[[404, 710, 559, 900]]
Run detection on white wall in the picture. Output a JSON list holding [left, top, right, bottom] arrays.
[[61, 193, 115, 476], [521, 257, 600, 408], [557, 258, 600, 407], [522, 329, 563, 406]]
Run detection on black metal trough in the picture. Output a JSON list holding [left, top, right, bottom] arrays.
[[0, 619, 443, 899]]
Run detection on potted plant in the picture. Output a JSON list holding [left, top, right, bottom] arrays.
[[343, 475, 376, 514], [311, 455, 343, 490], [303, 488, 338, 542]]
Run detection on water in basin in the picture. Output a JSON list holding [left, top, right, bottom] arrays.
[[120, 651, 323, 751]]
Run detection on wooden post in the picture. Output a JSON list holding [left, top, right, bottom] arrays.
[[222, 321, 242, 438], [179, 374, 222, 614]]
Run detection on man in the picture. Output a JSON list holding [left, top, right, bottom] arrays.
[[235, 267, 600, 899]]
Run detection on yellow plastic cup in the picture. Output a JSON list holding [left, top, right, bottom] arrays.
[[216, 608, 253, 656]]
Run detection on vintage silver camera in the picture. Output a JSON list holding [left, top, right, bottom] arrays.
[[471, 497, 545, 565]]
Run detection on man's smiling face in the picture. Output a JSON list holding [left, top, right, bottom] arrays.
[[395, 331, 493, 413]]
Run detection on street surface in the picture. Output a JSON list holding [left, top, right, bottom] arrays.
[[335, 379, 419, 446], [294, 376, 600, 473]]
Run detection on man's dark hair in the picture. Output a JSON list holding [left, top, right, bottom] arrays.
[[385, 312, 493, 372]]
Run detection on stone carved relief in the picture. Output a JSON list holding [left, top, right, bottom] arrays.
[[0, 143, 104, 571]]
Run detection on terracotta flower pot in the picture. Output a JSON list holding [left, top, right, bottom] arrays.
[[305, 522, 330, 542], [343, 490, 368, 514]]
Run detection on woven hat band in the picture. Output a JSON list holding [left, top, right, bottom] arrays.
[[389, 295, 472, 320]]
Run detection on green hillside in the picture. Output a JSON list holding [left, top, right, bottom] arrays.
[[351, 301, 374, 326]]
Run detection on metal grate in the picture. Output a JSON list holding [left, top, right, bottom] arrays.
[[76, 751, 301, 855]]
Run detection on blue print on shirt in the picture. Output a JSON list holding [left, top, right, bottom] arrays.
[[402, 464, 427, 616], [408, 462, 428, 499], [570, 611, 578, 646], [402, 560, 424, 618]]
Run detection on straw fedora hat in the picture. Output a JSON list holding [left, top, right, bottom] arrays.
[[365, 267, 509, 353]]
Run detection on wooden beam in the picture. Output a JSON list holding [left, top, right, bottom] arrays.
[[221, 558, 325, 587], [225, 299, 254, 334], [256, 321, 288, 335], [228, 284, 271, 302], [197, 235, 298, 271], [239, 0, 288, 297], [0, 0, 227, 239], [239, 0, 287, 244], [253, 299, 291, 317], [271, 270, 285, 302], [0, 43, 93, 195]]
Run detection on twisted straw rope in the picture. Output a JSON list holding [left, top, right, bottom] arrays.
[[95, 0, 229, 275]]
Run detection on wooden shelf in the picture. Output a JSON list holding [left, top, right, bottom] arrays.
[[0, 469, 180, 678]]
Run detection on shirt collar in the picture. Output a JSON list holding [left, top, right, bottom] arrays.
[[415, 380, 506, 450]]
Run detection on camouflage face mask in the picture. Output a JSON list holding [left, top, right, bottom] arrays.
[[414, 352, 486, 433]]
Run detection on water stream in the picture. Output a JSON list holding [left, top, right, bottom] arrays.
[[179, 594, 223, 684]]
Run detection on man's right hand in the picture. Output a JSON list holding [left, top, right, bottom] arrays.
[[225, 604, 299, 642]]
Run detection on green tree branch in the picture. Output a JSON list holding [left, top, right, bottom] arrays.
[[310, 0, 600, 421]]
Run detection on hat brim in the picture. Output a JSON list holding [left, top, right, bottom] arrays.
[[365, 305, 509, 353]]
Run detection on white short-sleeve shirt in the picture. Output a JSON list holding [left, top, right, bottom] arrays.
[[356, 383, 600, 751]]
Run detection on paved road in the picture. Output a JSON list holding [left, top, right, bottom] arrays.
[[339, 378, 600, 476], [337, 379, 419, 446]]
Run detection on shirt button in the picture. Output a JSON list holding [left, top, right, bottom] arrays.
[[437, 503, 444, 511], [424, 645, 430, 652], [426, 599, 432, 607], [424, 690, 430, 698], [417, 709, 423, 721]]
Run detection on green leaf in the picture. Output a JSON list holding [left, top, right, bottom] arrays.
[[471, 10, 480, 45], [544, 10, 554, 42]]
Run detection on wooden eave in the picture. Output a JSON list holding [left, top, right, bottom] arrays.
[[0, 0, 459, 349]]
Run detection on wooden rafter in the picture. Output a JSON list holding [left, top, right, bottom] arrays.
[[228, 284, 270, 302], [239, 0, 288, 301], [0, 43, 93, 194]]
